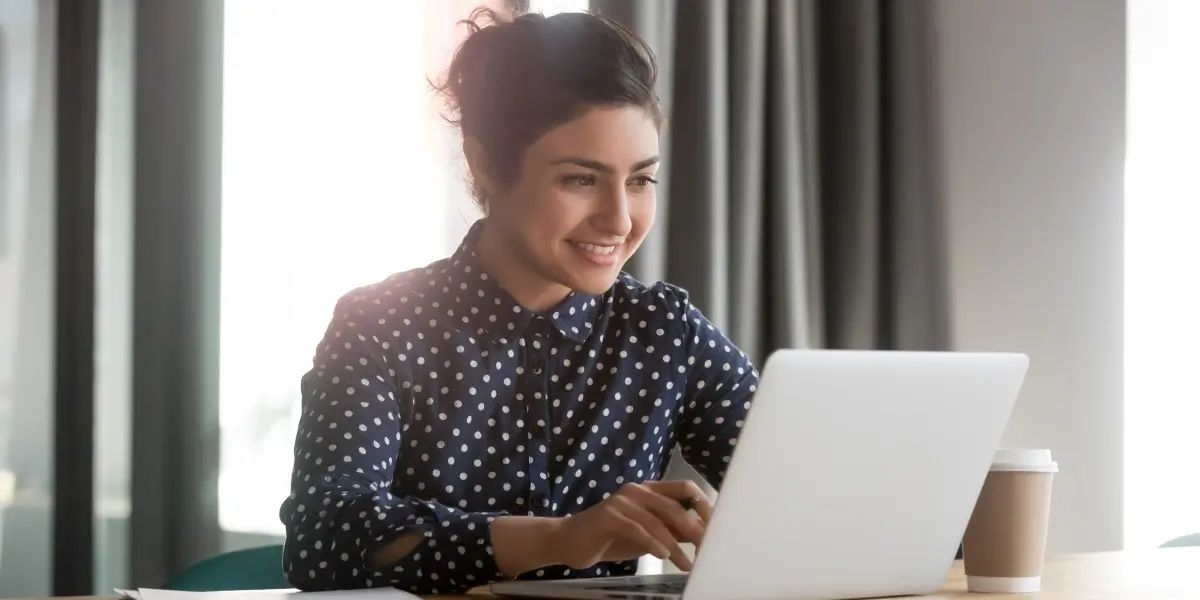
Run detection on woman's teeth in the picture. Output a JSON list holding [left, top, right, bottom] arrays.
[[574, 242, 617, 255]]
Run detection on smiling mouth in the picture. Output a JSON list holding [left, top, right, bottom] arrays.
[[570, 241, 619, 256]]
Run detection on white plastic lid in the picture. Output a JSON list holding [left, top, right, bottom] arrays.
[[991, 448, 1058, 473]]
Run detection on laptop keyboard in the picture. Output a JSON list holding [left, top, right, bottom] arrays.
[[598, 579, 688, 595]]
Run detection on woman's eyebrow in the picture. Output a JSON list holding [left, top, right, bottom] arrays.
[[550, 155, 661, 173]]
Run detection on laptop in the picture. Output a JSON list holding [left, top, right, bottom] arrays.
[[490, 349, 1028, 600]]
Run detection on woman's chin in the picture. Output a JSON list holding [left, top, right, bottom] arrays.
[[565, 269, 621, 296]]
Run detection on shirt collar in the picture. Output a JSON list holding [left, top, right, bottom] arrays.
[[444, 220, 605, 345]]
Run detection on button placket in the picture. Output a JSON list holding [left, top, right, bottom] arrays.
[[524, 324, 555, 514]]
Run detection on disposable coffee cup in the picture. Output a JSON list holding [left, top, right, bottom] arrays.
[[962, 449, 1057, 593]]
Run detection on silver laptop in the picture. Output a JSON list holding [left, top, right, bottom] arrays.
[[490, 349, 1028, 600]]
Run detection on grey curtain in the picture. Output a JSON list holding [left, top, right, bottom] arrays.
[[129, 0, 225, 588], [591, 0, 951, 362], [1, 0, 224, 593]]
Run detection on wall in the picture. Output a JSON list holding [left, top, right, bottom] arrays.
[[932, 0, 1126, 554]]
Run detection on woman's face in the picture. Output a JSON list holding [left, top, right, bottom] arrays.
[[484, 106, 661, 297]]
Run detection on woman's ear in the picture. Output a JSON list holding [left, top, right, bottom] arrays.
[[463, 137, 494, 197]]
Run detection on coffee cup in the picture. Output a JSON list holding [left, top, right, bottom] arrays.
[[962, 448, 1057, 593]]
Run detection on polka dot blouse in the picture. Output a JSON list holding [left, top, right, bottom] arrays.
[[280, 221, 759, 595]]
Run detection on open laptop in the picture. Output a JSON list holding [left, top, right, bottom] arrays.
[[490, 349, 1028, 600]]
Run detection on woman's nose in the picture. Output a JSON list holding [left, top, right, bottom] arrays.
[[592, 188, 633, 237]]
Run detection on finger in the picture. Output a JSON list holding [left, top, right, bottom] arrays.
[[678, 495, 713, 527], [645, 480, 715, 524], [664, 516, 707, 553], [610, 496, 693, 571], [602, 501, 672, 561], [623, 484, 707, 546]]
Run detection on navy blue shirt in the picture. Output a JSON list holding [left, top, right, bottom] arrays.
[[280, 221, 758, 595]]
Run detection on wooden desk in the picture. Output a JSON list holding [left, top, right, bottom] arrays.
[[28, 548, 1200, 600], [930, 548, 1199, 598], [458, 549, 1200, 599]]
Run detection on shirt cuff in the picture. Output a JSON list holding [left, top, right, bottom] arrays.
[[424, 510, 508, 588], [364, 503, 507, 592]]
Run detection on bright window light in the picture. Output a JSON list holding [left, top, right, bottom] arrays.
[[529, 0, 589, 15], [218, 0, 590, 538], [219, 0, 490, 536], [1124, 0, 1200, 549]]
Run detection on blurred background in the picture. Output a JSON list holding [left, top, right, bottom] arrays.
[[0, 0, 1196, 595]]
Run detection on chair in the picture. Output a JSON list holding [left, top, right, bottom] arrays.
[[1160, 533, 1200, 548], [164, 545, 289, 591]]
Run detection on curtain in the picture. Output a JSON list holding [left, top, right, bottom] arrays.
[[590, 0, 951, 362], [128, 0, 225, 588], [52, 0, 101, 592], [590, 2, 954, 564], [0, 0, 223, 593]]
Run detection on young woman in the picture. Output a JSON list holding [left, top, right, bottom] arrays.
[[280, 8, 758, 595]]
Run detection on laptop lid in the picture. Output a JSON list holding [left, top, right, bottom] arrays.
[[684, 350, 1027, 600]]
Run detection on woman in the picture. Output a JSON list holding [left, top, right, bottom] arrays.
[[280, 7, 758, 595]]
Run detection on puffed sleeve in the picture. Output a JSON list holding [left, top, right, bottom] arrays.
[[676, 297, 759, 491], [280, 294, 507, 594]]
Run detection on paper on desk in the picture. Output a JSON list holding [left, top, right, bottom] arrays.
[[115, 587, 419, 600]]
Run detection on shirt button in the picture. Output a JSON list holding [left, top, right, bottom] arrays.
[[533, 359, 545, 374]]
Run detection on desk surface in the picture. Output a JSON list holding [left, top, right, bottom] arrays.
[[29, 548, 1200, 600], [931, 548, 1199, 599]]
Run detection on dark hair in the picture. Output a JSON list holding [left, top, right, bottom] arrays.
[[434, 7, 663, 211]]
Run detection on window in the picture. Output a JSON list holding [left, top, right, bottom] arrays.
[[1124, 0, 1200, 549], [0, 0, 57, 593], [219, 0, 587, 537]]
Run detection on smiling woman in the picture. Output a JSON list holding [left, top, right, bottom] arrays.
[[274, 7, 758, 596]]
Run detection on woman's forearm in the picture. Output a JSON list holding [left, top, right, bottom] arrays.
[[490, 515, 564, 577]]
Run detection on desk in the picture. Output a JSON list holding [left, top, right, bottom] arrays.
[[931, 548, 1199, 598], [460, 549, 1200, 599], [25, 549, 1200, 600]]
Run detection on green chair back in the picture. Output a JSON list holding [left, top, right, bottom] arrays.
[[164, 545, 289, 591], [1161, 533, 1200, 548]]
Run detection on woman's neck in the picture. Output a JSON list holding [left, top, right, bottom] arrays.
[[475, 220, 572, 313]]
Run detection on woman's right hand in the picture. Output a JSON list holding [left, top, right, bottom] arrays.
[[551, 480, 714, 572]]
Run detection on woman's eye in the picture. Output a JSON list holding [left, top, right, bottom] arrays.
[[562, 174, 596, 187], [629, 175, 659, 188]]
